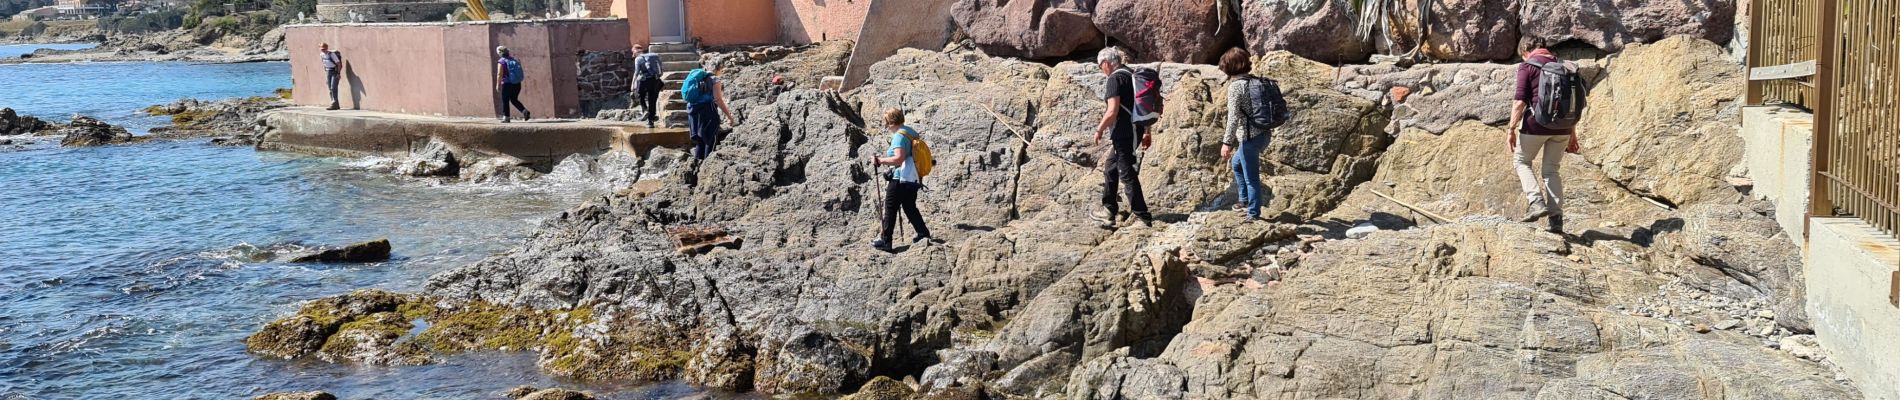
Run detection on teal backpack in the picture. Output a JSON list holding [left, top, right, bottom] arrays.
[[682, 69, 714, 105]]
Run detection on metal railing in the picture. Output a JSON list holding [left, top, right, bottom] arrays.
[[1817, 0, 1899, 238], [1751, 0, 1899, 239], [1745, 0, 1816, 108]]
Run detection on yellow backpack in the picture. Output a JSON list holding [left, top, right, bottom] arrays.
[[898, 127, 934, 178]]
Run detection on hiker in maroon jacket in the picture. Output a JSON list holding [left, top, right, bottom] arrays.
[[1507, 46, 1583, 233]]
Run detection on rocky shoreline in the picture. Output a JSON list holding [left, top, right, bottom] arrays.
[[238, 34, 1859, 399], [2, 23, 287, 64], [1, 95, 287, 149]]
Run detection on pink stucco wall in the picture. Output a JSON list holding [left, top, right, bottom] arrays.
[[776, 0, 869, 44], [287, 19, 630, 118], [684, 0, 778, 46]]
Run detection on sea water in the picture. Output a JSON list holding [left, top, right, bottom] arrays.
[[0, 61, 697, 398]]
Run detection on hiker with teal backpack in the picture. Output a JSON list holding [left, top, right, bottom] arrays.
[[870, 108, 933, 251], [682, 63, 736, 160], [494, 46, 531, 123]]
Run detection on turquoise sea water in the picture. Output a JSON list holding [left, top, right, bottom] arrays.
[[0, 60, 691, 398]]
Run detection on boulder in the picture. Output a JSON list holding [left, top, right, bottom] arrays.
[[842, 376, 915, 400], [58, 115, 133, 147], [244, 289, 428, 364], [253, 392, 336, 400], [1577, 37, 1745, 207], [517, 388, 595, 400], [1092, 0, 1237, 64], [288, 238, 393, 263], [1520, 0, 1736, 54], [952, 0, 1103, 60], [1241, 0, 1371, 64], [1384, 0, 1522, 61]]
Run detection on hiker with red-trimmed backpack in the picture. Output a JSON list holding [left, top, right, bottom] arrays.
[[1091, 46, 1158, 228]]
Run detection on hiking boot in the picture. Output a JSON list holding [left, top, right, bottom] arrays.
[[1138, 214, 1155, 227], [500, 116, 512, 123], [1090, 209, 1117, 225], [1547, 213, 1566, 234], [1520, 199, 1552, 222], [871, 239, 892, 250], [913, 236, 932, 246], [647, 121, 656, 129], [326, 103, 339, 110], [521, 111, 532, 121]]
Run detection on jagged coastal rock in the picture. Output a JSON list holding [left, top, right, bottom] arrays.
[[286, 238, 393, 263], [253, 391, 337, 400], [249, 35, 1850, 398], [57, 115, 134, 147], [0, 108, 53, 136], [145, 96, 289, 141]]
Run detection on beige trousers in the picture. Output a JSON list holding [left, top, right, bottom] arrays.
[[1514, 133, 1570, 211]]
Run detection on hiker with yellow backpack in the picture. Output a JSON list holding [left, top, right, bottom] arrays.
[[870, 108, 934, 251]]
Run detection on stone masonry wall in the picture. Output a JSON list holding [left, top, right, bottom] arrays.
[[577, 49, 633, 117], [577, 49, 632, 101]]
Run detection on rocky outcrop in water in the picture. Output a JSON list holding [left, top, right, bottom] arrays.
[[58, 115, 134, 147], [0, 108, 52, 136], [504, 386, 597, 400], [253, 391, 337, 400], [286, 238, 392, 263], [252, 38, 1851, 398], [146, 96, 289, 141]]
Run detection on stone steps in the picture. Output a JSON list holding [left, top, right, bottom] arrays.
[[649, 42, 696, 53], [661, 60, 701, 73]]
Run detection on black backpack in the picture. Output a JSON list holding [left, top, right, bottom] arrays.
[[1528, 59, 1587, 130], [1243, 76, 1291, 131]]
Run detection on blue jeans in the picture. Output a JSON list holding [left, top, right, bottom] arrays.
[[688, 103, 720, 159], [1231, 134, 1269, 218]]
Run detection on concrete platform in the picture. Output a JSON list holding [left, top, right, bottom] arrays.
[[259, 107, 691, 166]]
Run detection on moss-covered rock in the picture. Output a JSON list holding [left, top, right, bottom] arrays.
[[842, 376, 916, 400]]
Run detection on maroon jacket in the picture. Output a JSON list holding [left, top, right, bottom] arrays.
[[1515, 54, 1574, 136]]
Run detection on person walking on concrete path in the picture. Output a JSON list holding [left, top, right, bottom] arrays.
[[1508, 44, 1586, 233], [494, 46, 531, 123], [870, 108, 932, 250], [1092, 46, 1153, 228], [682, 62, 735, 161], [632, 44, 663, 128], [1220, 47, 1288, 221], [320, 43, 342, 110]]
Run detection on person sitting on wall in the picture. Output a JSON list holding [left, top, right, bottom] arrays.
[[320, 43, 342, 110], [495, 46, 531, 123], [632, 43, 662, 128]]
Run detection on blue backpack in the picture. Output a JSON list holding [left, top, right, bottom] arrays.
[[500, 57, 524, 84], [682, 69, 714, 105]]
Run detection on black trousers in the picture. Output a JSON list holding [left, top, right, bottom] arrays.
[[1102, 145, 1151, 219], [498, 83, 526, 118], [880, 180, 929, 242], [637, 78, 662, 122]]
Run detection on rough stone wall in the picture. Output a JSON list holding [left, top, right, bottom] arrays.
[[576, 49, 632, 116]]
